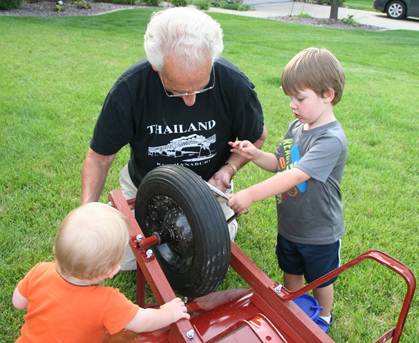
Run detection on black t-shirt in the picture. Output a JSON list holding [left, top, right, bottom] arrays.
[[91, 58, 264, 186]]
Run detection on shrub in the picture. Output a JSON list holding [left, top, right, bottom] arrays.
[[194, 0, 209, 10], [143, 0, 160, 6], [171, 0, 187, 6], [296, 11, 313, 19], [341, 14, 359, 26], [0, 0, 23, 10], [73, 0, 91, 9], [95, 0, 137, 4], [211, 0, 250, 11], [55, 0, 65, 12], [97, 0, 158, 4]]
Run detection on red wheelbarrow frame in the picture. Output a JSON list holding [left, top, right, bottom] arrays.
[[109, 190, 416, 343]]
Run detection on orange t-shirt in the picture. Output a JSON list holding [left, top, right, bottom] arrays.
[[16, 262, 139, 343]]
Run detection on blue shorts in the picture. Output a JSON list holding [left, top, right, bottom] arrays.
[[276, 234, 341, 288]]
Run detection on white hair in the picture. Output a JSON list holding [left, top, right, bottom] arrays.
[[144, 7, 224, 71]]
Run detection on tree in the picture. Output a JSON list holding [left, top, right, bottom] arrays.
[[329, 0, 340, 20], [311, 0, 345, 21]]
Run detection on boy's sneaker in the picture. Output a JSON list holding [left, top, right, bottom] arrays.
[[315, 314, 334, 333]]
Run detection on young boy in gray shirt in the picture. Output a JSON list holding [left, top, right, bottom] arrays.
[[228, 47, 347, 333]]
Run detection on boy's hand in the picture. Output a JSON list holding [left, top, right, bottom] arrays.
[[160, 297, 190, 322], [229, 140, 260, 160], [228, 189, 253, 214]]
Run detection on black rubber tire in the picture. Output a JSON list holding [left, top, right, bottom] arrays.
[[135, 165, 231, 297], [386, 0, 406, 19]]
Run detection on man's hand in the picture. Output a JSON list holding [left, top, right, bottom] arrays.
[[228, 189, 254, 214], [208, 165, 235, 192]]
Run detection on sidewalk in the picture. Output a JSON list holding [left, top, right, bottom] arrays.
[[209, 1, 419, 31]]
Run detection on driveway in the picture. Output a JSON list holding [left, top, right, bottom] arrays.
[[210, 0, 419, 31]]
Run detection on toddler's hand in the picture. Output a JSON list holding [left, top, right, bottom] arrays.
[[160, 297, 190, 322], [228, 189, 253, 214], [229, 140, 260, 160]]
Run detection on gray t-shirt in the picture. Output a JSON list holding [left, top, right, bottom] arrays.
[[275, 120, 347, 244]]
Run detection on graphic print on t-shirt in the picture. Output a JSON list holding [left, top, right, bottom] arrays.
[[276, 138, 308, 199], [146, 120, 217, 167], [148, 133, 216, 162]]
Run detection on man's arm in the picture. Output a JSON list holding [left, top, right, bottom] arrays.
[[81, 148, 116, 204], [253, 126, 268, 149], [209, 126, 268, 191]]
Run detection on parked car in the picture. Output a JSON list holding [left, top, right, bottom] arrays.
[[374, 0, 419, 19]]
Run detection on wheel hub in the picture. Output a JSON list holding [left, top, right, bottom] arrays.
[[144, 195, 194, 272], [389, 3, 403, 17]]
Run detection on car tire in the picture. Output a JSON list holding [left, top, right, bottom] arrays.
[[386, 0, 406, 19], [135, 165, 231, 297]]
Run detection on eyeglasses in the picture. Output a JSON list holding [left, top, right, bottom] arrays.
[[160, 66, 215, 98]]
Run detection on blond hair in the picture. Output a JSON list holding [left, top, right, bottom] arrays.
[[54, 203, 129, 280], [281, 47, 345, 105]]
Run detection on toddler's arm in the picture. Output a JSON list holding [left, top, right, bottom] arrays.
[[125, 297, 190, 333], [12, 287, 28, 310], [228, 168, 310, 213], [229, 140, 277, 172]]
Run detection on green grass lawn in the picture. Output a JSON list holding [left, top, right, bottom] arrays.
[[344, 0, 377, 11], [1, 9, 418, 343]]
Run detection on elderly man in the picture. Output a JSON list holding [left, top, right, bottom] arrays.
[[81, 7, 266, 270]]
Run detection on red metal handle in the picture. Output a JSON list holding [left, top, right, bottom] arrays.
[[131, 234, 160, 251], [279, 250, 416, 343], [109, 190, 203, 343]]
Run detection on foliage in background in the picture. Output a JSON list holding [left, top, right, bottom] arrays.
[[142, 0, 160, 6], [0, 0, 23, 10], [193, 0, 210, 10], [211, 0, 250, 11], [0, 9, 418, 343], [73, 0, 92, 9], [295, 11, 314, 18], [170, 0, 187, 7], [341, 14, 359, 26], [55, 0, 65, 11], [95, 0, 139, 4]]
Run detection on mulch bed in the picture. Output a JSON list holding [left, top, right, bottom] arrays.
[[271, 15, 382, 31], [0, 1, 136, 16]]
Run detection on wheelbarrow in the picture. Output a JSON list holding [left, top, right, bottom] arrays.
[[107, 165, 416, 343]]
